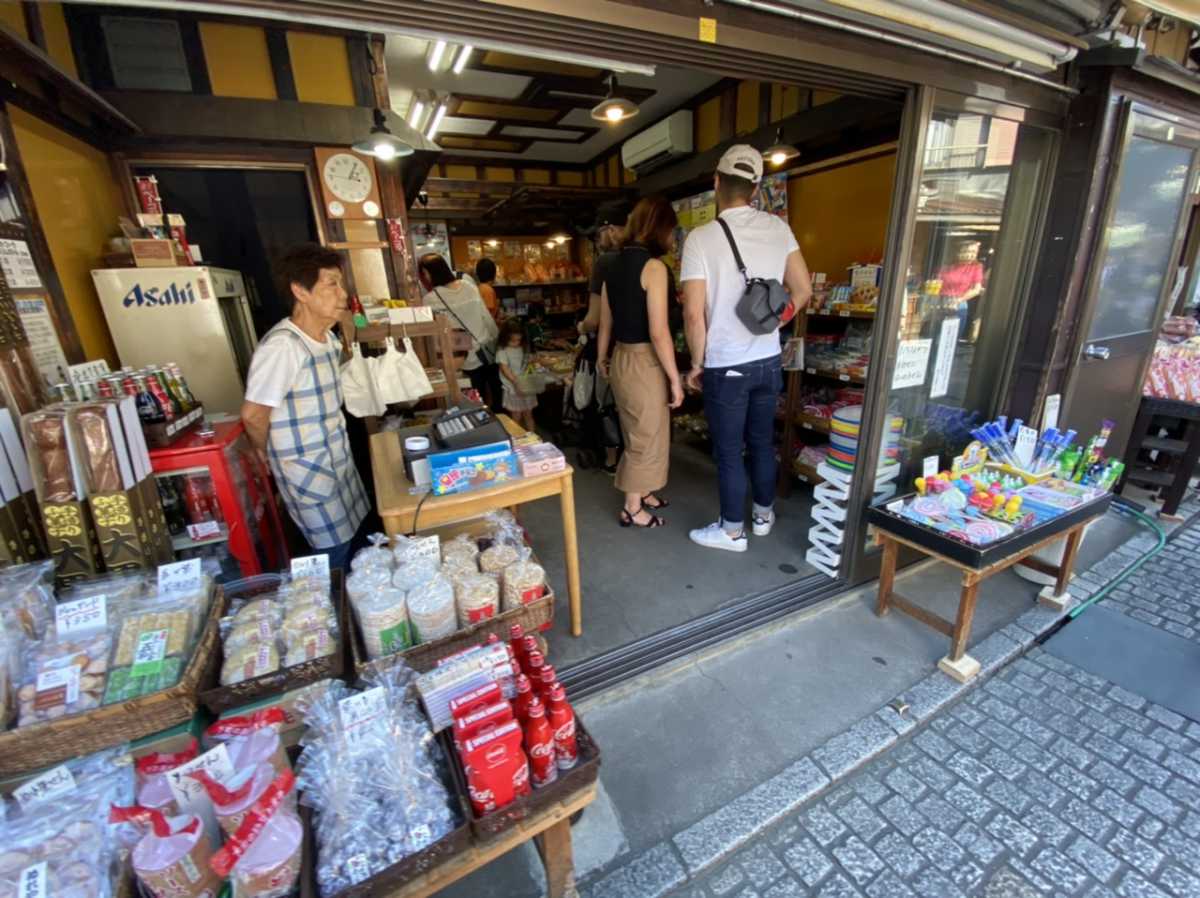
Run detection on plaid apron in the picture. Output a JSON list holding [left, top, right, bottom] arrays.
[[266, 328, 368, 549]]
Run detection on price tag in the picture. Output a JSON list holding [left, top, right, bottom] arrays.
[[55, 594, 106, 636], [36, 666, 80, 706], [1043, 393, 1061, 432], [1014, 425, 1038, 469], [18, 862, 47, 898], [839, 374, 851, 382], [158, 558, 203, 594], [291, 554, 330, 579], [408, 535, 440, 563], [922, 455, 939, 480], [186, 521, 221, 541], [339, 687, 388, 752], [14, 765, 75, 808], [167, 743, 234, 811], [132, 629, 168, 677]]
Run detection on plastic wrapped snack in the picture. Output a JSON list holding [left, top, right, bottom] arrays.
[[350, 584, 411, 660], [441, 534, 479, 571], [17, 632, 110, 726], [105, 597, 198, 703], [351, 533, 393, 574], [405, 574, 456, 644], [120, 810, 223, 898], [135, 741, 199, 815], [277, 579, 338, 668], [0, 560, 56, 640], [391, 557, 438, 592], [454, 573, 500, 627], [478, 542, 519, 575], [220, 592, 283, 685], [221, 642, 281, 686], [206, 709, 291, 777], [501, 558, 548, 611]]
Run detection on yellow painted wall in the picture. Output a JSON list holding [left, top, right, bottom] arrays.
[[40, 4, 77, 78], [523, 169, 551, 185], [771, 84, 802, 122], [812, 90, 841, 107], [736, 80, 760, 135], [0, 1, 26, 39], [286, 32, 355, 106], [593, 161, 606, 187], [607, 155, 619, 186], [696, 96, 721, 152], [9, 107, 121, 364], [200, 22, 275, 100], [787, 151, 896, 278], [444, 164, 476, 179], [484, 167, 515, 182], [557, 170, 584, 187]]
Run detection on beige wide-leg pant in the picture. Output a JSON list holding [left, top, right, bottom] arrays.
[[609, 342, 670, 495]]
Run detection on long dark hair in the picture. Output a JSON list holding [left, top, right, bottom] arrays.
[[621, 195, 677, 258], [418, 253, 456, 288]]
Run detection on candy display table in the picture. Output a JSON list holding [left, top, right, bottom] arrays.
[[867, 493, 1111, 682]]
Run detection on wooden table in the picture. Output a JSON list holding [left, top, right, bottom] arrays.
[[387, 782, 596, 898], [369, 419, 583, 637], [873, 520, 1091, 683]]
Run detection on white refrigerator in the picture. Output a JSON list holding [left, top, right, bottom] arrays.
[[91, 266, 258, 415]]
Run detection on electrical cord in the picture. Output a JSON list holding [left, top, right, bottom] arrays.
[[1068, 497, 1168, 619], [408, 487, 434, 537]]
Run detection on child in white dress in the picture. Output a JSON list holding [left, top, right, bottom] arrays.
[[496, 320, 537, 430]]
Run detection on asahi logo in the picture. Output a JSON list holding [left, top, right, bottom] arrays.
[[121, 281, 198, 307]]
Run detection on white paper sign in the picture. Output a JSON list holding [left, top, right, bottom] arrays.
[[186, 521, 221, 541], [1014, 426, 1038, 469], [339, 687, 388, 752], [0, 239, 41, 289], [409, 535, 440, 562], [158, 558, 203, 594], [55, 595, 107, 636], [166, 742, 234, 811], [37, 666, 80, 705], [14, 765, 76, 808], [292, 554, 331, 578], [1043, 394, 1061, 432], [929, 318, 960, 399], [17, 862, 48, 898], [891, 339, 932, 390], [922, 456, 940, 479], [15, 297, 69, 389]]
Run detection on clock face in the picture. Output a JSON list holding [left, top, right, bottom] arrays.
[[322, 153, 373, 204]]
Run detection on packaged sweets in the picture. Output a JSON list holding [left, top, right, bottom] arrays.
[[135, 742, 199, 815], [206, 709, 290, 776], [228, 810, 303, 897], [17, 632, 110, 725], [106, 595, 200, 702], [124, 811, 223, 898], [191, 762, 290, 836], [350, 584, 411, 660], [406, 574, 456, 644], [351, 534, 393, 574], [454, 573, 500, 627], [221, 642, 280, 686], [502, 558, 547, 611], [479, 543, 519, 574], [0, 560, 56, 640], [391, 557, 438, 592], [441, 535, 479, 570]]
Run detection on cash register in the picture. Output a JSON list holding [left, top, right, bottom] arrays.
[[431, 403, 511, 451]]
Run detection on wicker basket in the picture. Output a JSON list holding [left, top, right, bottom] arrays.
[[199, 571, 349, 715], [0, 588, 223, 778], [441, 715, 601, 841]]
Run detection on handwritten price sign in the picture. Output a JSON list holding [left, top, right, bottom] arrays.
[[18, 862, 47, 898], [339, 687, 387, 753], [55, 595, 106, 636], [167, 742, 234, 811], [158, 558, 203, 594], [14, 765, 75, 808], [291, 554, 330, 579]]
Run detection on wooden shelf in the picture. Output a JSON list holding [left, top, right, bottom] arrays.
[[806, 309, 876, 320], [795, 412, 832, 434], [498, 279, 588, 288], [803, 366, 867, 386], [793, 461, 825, 485]]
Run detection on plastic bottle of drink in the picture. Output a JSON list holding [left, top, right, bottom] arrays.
[[161, 365, 192, 413], [141, 370, 176, 421], [167, 363, 199, 410], [546, 683, 579, 770], [512, 673, 535, 725], [523, 697, 558, 788], [182, 474, 215, 525], [151, 368, 184, 418], [95, 377, 115, 399], [127, 376, 165, 425]]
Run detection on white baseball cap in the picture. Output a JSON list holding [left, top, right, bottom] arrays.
[[716, 144, 763, 184]]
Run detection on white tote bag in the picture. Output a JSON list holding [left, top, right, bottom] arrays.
[[374, 337, 410, 404], [340, 343, 386, 417], [394, 336, 434, 400]]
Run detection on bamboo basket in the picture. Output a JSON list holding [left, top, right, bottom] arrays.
[[0, 588, 223, 778]]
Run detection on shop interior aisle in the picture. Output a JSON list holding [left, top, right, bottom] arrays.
[[517, 438, 818, 668]]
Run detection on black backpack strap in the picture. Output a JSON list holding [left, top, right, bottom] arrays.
[[716, 217, 750, 285]]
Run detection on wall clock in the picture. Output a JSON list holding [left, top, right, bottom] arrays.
[[313, 148, 382, 220]]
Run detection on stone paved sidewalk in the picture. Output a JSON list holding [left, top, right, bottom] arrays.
[[1101, 524, 1200, 642], [673, 648, 1200, 898]]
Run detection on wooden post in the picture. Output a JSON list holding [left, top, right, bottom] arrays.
[[948, 576, 980, 661], [559, 472, 583, 637], [534, 817, 576, 898], [1055, 526, 1083, 596], [875, 535, 898, 616]]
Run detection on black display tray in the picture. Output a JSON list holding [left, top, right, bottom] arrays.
[[867, 491, 1112, 569]]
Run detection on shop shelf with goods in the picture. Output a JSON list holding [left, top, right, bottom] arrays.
[[149, 420, 289, 578]]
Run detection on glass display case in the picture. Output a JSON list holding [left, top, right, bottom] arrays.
[[149, 420, 289, 577]]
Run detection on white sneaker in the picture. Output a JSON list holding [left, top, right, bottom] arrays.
[[689, 521, 748, 553], [752, 510, 775, 537]]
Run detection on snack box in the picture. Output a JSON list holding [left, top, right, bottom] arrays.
[[429, 440, 518, 496]]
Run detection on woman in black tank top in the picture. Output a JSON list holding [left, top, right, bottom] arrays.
[[597, 196, 684, 528]]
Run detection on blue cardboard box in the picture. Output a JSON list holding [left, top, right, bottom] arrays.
[[429, 440, 518, 495]]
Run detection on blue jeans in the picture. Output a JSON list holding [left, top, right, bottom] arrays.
[[324, 538, 354, 576], [702, 355, 783, 528]]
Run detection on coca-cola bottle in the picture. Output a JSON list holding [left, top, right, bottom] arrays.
[[537, 664, 558, 698], [524, 650, 546, 686], [509, 624, 527, 670], [523, 697, 558, 788], [546, 683, 579, 770], [182, 474, 216, 525], [512, 674, 535, 725], [162, 363, 193, 412], [519, 635, 539, 676]]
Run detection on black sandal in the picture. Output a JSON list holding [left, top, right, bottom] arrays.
[[620, 507, 665, 528], [642, 491, 670, 509]]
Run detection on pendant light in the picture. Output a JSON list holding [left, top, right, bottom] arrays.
[[352, 108, 414, 161], [764, 127, 799, 167], [590, 74, 639, 124]]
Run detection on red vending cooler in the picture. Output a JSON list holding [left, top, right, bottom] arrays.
[[149, 421, 289, 577]]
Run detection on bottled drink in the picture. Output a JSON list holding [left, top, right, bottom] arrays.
[[523, 697, 558, 788], [546, 683, 579, 770], [146, 368, 181, 419], [127, 376, 165, 425], [156, 477, 187, 535], [166, 363, 198, 410], [139, 371, 175, 422], [182, 474, 217, 525], [95, 377, 115, 399], [512, 674, 535, 726], [509, 624, 527, 670], [537, 664, 557, 698], [518, 635, 539, 677], [524, 649, 545, 686]]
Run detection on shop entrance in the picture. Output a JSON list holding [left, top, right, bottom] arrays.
[[385, 36, 907, 678]]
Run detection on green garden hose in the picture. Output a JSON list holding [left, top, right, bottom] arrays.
[[1068, 499, 1168, 619]]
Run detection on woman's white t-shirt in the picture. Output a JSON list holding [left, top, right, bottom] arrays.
[[422, 281, 499, 371]]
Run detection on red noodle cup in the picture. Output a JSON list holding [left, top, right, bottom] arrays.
[[192, 763, 281, 836], [225, 728, 290, 777], [231, 811, 303, 898], [131, 814, 222, 898]]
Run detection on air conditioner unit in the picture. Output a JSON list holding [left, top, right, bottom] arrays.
[[621, 110, 693, 175]]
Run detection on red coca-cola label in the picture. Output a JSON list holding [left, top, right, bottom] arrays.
[[552, 718, 579, 769], [449, 683, 501, 721], [463, 720, 527, 815]]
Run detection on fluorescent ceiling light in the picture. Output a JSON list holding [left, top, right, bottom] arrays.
[[427, 102, 448, 139], [453, 45, 474, 74], [408, 100, 425, 129], [427, 40, 448, 71]]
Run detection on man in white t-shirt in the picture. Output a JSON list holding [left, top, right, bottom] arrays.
[[240, 244, 368, 573], [680, 145, 813, 552]]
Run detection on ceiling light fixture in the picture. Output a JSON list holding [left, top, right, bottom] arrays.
[[764, 127, 800, 167], [453, 45, 473, 75], [590, 74, 639, 124], [427, 40, 448, 71], [545, 240, 556, 249], [426, 101, 448, 140], [407, 99, 425, 129], [352, 108, 414, 161], [485, 239, 500, 248], [553, 234, 570, 245]]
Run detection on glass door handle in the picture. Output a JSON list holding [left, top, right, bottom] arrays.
[[1084, 344, 1111, 360]]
